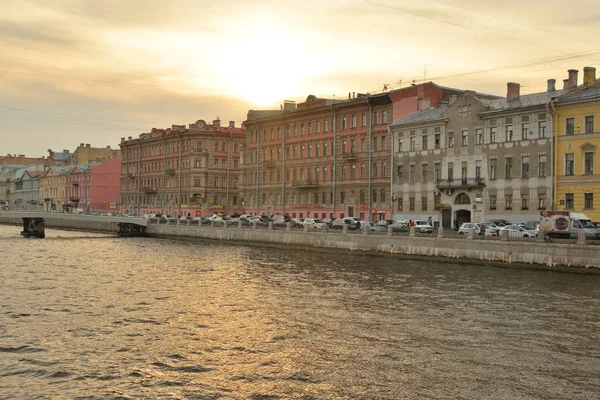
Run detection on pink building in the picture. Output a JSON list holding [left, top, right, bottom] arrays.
[[90, 156, 121, 211]]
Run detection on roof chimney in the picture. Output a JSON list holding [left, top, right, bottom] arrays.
[[63, 149, 69, 154], [568, 69, 579, 89], [348, 92, 351, 99], [79, 143, 84, 147], [506, 82, 520, 101], [106, 145, 111, 149], [352, 92, 356, 99], [283, 101, 296, 112], [563, 79, 569, 90], [228, 121, 235, 128], [212, 119, 220, 128], [584, 67, 596, 86], [86, 143, 91, 148], [547, 79, 556, 92]]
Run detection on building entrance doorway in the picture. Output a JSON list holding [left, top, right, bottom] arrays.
[[441, 208, 452, 229], [454, 209, 472, 228], [348, 206, 354, 217]]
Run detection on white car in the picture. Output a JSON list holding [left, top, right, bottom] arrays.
[[458, 222, 495, 236], [413, 220, 434, 233], [303, 218, 327, 229], [499, 224, 537, 238]]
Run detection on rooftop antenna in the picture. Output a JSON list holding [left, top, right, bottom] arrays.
[[383, 83, 389, 91], [423, 64, 434, 83]]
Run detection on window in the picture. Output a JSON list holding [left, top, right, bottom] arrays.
[[350, 164, 356, 178], [448, 132, 454, 147], [372, 163, 378, 178], [506, 125, 514, 141], [382, 162, 386, 177], [342, 116, 347, 130], [490, 127, 497, 143], [340, 191, 345, 203], [435, 133, 441, 149], [316, 121, 320, 133], [505, 194, 513, 210], [585, 152, 594, 175], [521, 123, 529, 140], [374, 112, 379, 125], [397, 166, 402, 182], [341, 165, 346, 179], [359, 190, 365, 203], [521, 156, 529, 178], [351, 115, 356, 129], [539, 120, 547, 138], [489, 194, 497, 210], [315, 143, 320, 157], [585, 116, 595, 134], [421, 196, 427, 211], [447, 162, 454, 181], [475, 129, 482, 145], [434, 163, 441, 181], [324, 120, 328, 132], [382, 110, 388, 123], [585, 193, 594, 209], [409, 165, 415, 183], [565, 193, 574, 209], [372, 190, 377, 203], [490, 159, 497, 179], [506, 158, 513, 178], [461, 130, 468, 146], [421, 164, 428, 183], [409, 197, 415, 211], [539, 194, 546, 210], [410, 136, 416, 151], [361, 113, 366, 127], [565, 153, 574, 175], [476, 160, 482, 179], [539, 155, 547, 177], [461, 161, 468, 182], [381, 189, 386, 203], [372, 137, 378, 152], [566, 118, 575, 135], [361, 163, 366, 178], [397, 197, 403, 211], [521, 193, 529, 210]]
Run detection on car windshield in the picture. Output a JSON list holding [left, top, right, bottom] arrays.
[[581, 220, 596, 228]]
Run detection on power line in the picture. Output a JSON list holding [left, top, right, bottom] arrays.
[[0, 104, 142, 130], [429, 0, 597, 48], [363, 0, 572, 54]]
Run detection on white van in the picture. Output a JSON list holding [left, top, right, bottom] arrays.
[[413, 220, 433, 233], [540, 211, 600, 239]]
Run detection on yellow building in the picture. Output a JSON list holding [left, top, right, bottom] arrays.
[[553, 67, 600, 221], [71, 143, 120, 165], [39, 166, 71, 209]]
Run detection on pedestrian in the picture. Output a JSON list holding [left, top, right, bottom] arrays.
[[428, 216, 432, 226], [480, 222, 486, 239]]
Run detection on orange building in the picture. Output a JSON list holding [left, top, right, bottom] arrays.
[[119, 119, 246, 217], [240, 83, 467, 221]]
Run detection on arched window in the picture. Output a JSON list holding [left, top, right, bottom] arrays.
[[455, 193, 471, 204]]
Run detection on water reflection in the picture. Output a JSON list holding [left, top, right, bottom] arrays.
[[0, 225, 599, 399]]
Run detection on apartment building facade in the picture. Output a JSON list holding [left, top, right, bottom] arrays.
[[553, 67, 600, 221], [391, 80, 561, 228], [240, 83, 468, 221], [119, 119, 245, 217]]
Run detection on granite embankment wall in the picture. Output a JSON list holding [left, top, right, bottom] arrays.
[[0, 216, 117, 233], [2, 215, 599, 272], [145, 224, 600, 273]]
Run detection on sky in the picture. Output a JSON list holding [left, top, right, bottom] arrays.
[[1, 0, 599, 157]]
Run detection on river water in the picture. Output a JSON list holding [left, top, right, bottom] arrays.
[[0, 225, 599, 399]]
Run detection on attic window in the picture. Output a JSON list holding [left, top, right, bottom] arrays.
[[521, 115, 530, 122], [505, 117, 513, 124], [538, 113, 546, 121]]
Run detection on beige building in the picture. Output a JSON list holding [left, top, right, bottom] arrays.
[[39, 166, 71, 209], [391, 79, 561, 228], [71, 143, 120, 164]]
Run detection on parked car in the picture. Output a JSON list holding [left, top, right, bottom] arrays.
[[376, 220, 395, 227], [332, 218, 359, 230], [413, 220, 434, 233], [321, 218, 334, 227], [391, 221, 409, 232], [303, 218, 327, 229], [458, 222, 495, 236], [486, 219, 513, 227], [193, 216, 211, 225], [499, 224, 537, 238], [366, 222, 387, 232]]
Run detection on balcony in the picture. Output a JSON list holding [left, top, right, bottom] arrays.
[[263, 159, 276, 168], [72, 182, 79, 187], [166, 169, 176, 175], [70, 197, 80, 203], [436, 177, 485, 190], [126, 173, 135, 179], [142, 187, 158, 193], [343, 151, 358, 160], [292, 180, 320, 188]]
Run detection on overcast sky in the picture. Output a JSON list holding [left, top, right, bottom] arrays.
[[1, 0, 599, 157]]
